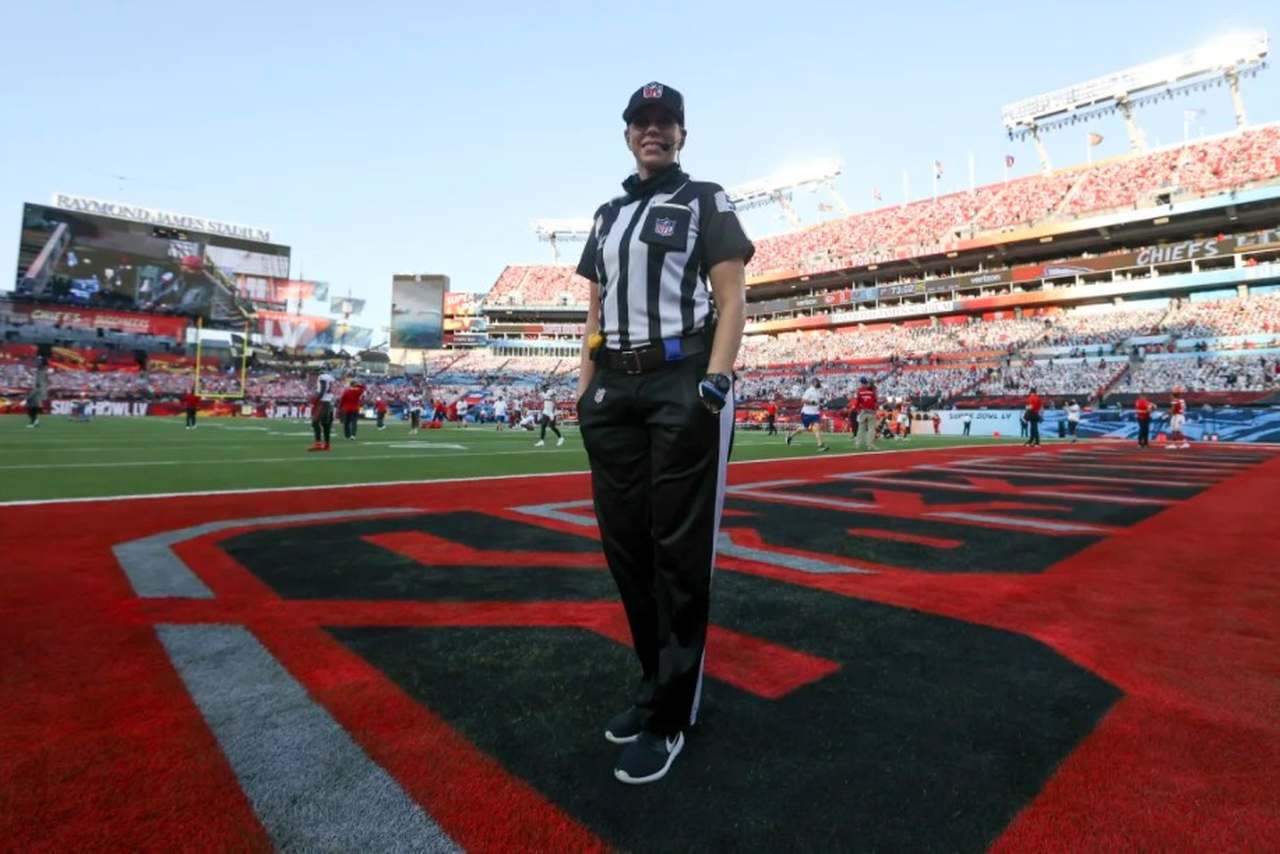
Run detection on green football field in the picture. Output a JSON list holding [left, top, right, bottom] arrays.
[[0, 414, 1028, 502]]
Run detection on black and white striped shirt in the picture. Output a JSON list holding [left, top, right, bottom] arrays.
[[576, 164, 754, 350]]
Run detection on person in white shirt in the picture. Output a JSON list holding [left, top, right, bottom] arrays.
[[785, 377, 830, 452], [406, 391, 423, 434], [456, 397, 469, 428], [535, 387, 564, 447], [309, 371, 335, 451], [493, 396, 507, 431], [1066, 400, 1081, 443]]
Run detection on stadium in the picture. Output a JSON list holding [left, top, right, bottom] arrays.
[[3, 27, 1279, 853]]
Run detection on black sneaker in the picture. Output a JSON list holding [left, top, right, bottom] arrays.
[[785, 433, 793, 446], [614, 731, 684, 785], [605, 706, 646, 744], [818, 444, 830, 453]]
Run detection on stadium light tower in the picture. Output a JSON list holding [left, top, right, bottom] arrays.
[[1002, 29, 1270, 172], [535, 158, 847, 254], [532, 218, 593, 263], [728, 158, 846, 227]]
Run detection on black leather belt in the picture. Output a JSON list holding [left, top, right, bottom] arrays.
[[601, 331, 708, 375]]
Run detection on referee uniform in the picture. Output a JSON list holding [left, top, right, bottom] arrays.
[[576, 81, 754, 784]]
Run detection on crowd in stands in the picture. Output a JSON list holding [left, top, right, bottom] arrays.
[[746, 125, 1280, 278], [1162, 291, 1280, 338], [1119, 354, 1278, 394], [485, 265, 588, 306], [8, 285, 1280, 413]]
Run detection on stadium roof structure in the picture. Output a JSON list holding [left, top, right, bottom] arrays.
[[533, 158, 849, 261], [1003, 30, 1270, 170]]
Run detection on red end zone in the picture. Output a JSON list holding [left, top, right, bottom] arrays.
[[2, 443, 1278, 851]]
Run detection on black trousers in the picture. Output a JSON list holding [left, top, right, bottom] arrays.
[[342, 411, 359, 438], [311, 401, 333, 443], [539, 415, 562, 440], [376, 412, 385, 428], [765, 414, 776, 435], [579, 353, 733, 737], [27, 405, 39, 424], [1137, 418, 1151, 446], [1027, 413, 1040, 445], [185, 407, 197, 427]]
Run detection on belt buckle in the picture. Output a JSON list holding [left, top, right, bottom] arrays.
[[619, 349, 644, 375]]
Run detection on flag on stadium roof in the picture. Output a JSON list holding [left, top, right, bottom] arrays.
[[934, 160, 944, 178], [1088, 133, 1104, 146], [1004, 155, 1015, 168], [872, 188, 882, 201]]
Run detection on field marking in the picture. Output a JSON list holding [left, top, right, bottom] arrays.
[[0, 443, 986, 507]]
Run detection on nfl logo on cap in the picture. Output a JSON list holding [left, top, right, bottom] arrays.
[[655, 217, 676, 237], [643, 82, 664, 99]]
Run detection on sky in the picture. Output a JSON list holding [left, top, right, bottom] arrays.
[[2, 1, 1278, 342]]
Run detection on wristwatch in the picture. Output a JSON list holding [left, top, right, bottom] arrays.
[[705, 373, 731, 393]]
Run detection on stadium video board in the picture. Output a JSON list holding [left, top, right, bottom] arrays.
[[14, 202, 291, 321], [391, 274, 448, 348]]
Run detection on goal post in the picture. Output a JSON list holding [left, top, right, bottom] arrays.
[[192, 315, 252, 399]]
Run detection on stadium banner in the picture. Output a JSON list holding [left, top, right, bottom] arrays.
[[924, 270, 1011, 295], [391, 274, 448, 349], [255, 310, 336, 351], [329, 296, 366, 317], [937, 409, 1023, 436], [936, 407, 1280, 443], [877, 281, 927, 299], [1, 299, 188, 340], [444, 292, 481, 315]]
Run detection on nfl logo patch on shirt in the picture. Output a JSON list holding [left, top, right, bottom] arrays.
[[594, 388, 606, 404], [655, 217, 676, 237]]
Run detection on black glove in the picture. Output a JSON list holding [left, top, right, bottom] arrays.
[[698, 373, 731, 414]]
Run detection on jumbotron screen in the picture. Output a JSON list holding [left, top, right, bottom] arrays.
[[391, 274, 448, 348], [14, 202, 291, 321]]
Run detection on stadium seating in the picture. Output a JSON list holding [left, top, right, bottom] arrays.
[[485, 265, 589, 306], [745, 125, 1280, 279]]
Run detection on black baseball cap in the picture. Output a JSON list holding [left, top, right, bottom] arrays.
[[623, 81, 684, 126]]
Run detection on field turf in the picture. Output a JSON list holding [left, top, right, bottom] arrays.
[[0, 414, 1023, 502]]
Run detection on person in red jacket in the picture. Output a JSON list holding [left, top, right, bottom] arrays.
[[931, 412, 941, 434], [764, 401, 778, 436], [182, 388, 200, 430], [338, 383, 365, 441], [853, 377, 878, 451], [374, 397, 389, 430], [1134, 394, 1153, 447], [1024, 387, 1043, 447]]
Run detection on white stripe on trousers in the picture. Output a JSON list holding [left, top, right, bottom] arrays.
[[688, 393, 734, 726]]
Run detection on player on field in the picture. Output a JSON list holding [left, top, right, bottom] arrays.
[[1167, 387, 1189, 449], [1134, 394, 1154, 447], [493, 395, 507, 431], [24, 386, 43, 427], [374, 397, 388, 430], [308, 370, 335, 451], [534, 386, 564, 447], [406, 390, 423, 433], [786, 377, 830, 452], [456, 396, 469, 427], [852, 376, 877, 451], [1024, 387, 1043, 446], [764, 400, 778, 435], [339, 382, 365, 440], [1065, 399, 1081, 443], [182, 387, 200, 430]]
